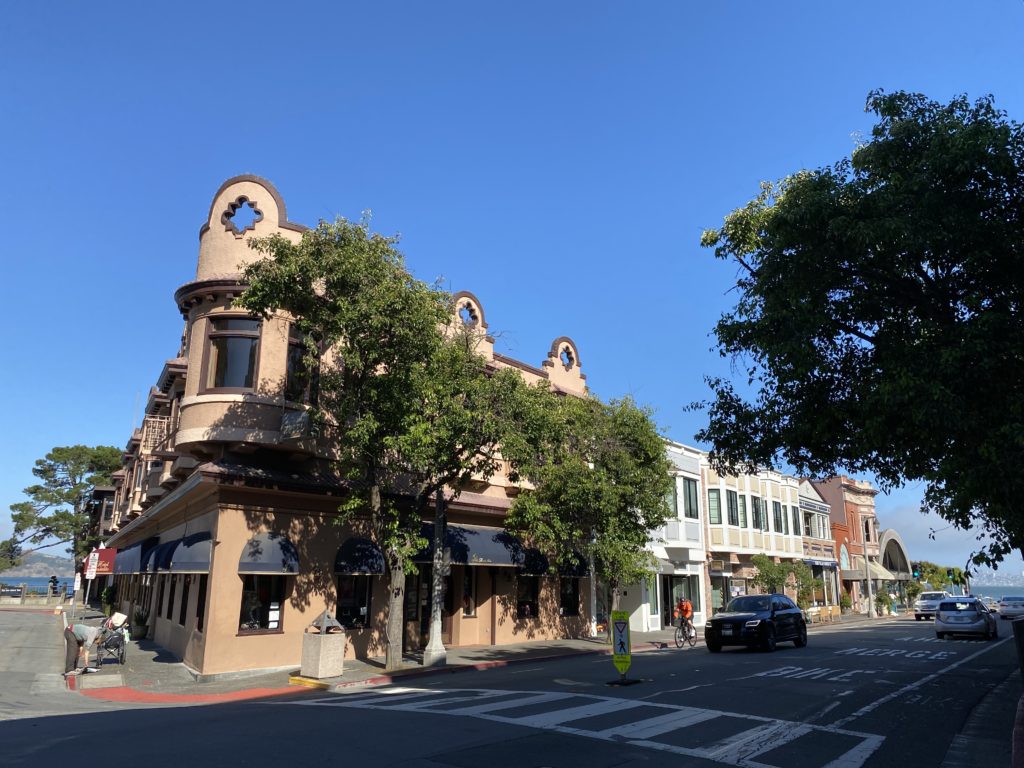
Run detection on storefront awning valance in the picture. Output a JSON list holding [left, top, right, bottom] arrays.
[[238, 533, 299, 575], [803, 558, 839, 568], [149, 539, 181, 572], [114, 543, 140, 575], [170, 532, 213, 573], [415, 523, 548, 572], [114, 538, 159, 574], [868, 560, 897, 581], [335, 537, 385, 575]]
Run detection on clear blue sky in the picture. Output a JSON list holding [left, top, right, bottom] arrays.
[[2, 2, 1022, 574]]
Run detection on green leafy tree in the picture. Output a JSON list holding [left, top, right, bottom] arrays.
[[914, 560, 965, 590], [698, 91, 1024, 567], [905, 581, 923, 605], [9, 445, 121, 563], [749, 553, 790, 594], [750, 554, 818, 609], [239, 218, 530, 671], [0, 538, 22, 572], [504, 390, 673, 611]]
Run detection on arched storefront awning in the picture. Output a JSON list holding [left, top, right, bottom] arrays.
[[238, 533, 299, 575], [335, 537, 385, 575], [170, 532, 213, 573]]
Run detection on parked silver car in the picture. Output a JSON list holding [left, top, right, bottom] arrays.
[[997, 595, 1024, 620], [935, 597, 998, 640], [914, 591, 950, 620]]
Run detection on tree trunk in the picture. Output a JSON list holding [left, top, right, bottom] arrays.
[[610, 584, 621, 611], [372, 482, 406, 672], [423, 490, 447, 666], [385, 561, 405, 671]]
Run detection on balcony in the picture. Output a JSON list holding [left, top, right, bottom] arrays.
[[141, 416, 171, 453]]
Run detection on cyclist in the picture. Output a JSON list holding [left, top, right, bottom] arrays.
[[675, 596, 695, 639]]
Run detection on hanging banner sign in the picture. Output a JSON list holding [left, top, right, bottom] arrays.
[[611, 610, 631, 675]]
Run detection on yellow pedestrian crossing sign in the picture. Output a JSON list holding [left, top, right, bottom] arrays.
[[611, 610, 631, 675]]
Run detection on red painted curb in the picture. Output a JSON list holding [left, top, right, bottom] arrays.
[[79, 685, 302, 704]]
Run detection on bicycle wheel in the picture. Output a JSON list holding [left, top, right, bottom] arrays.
[[686, 623, 697, 648], [674, 624, 683, 648]]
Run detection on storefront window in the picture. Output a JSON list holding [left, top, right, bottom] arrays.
[[462, 570, 476, 617], [178, 575, 190, 626], [560, 578, 580, 616], [337, 575, 372, 628], [166, 575, 176, 620], [196, 574, 208, 632], [239, 574, 286, 632], [517, 576, 539, 619]]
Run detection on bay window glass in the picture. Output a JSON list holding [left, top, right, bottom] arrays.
[[205, 317, 260, 390], [751, 497, 763, 530], [727, 490, 739, 526], [738, 496, 748, 528], [773, 501, 784, 533], [286, 325, 319, 403], [708, 489, 721, 524], [682, 478, 699, 519]]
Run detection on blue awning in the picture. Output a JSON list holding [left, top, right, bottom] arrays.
[[415, 523, 548, 573], [804, 558, 839, 568], [238, 533, 299, 575], [114, 543, 139, 575], [335, 537, 385, 575], [114, 537, 159, 574], [170, 532, 213, 573], [149, 539, 181, 571]]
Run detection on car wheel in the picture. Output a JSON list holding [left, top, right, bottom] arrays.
[[794, 622, 808, 648], [707, 641, 722, 653], [761, 625, 777, 652]]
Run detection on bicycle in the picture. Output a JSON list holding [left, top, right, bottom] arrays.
[[674, 617, 697, 648]]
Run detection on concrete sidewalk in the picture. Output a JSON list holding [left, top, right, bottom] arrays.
[[65, 607, 879, 703]]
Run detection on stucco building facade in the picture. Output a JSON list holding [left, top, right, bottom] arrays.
[[103, 176, 592, 677]]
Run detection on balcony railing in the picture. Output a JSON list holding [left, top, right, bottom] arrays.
[[141, 416, 171, 453]]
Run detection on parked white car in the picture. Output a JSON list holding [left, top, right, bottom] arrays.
[[914, 591, 950, 621], [935, 597, 998, 640], [997, 596, 1024, 620]]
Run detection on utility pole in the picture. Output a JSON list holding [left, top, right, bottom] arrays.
[[865, 517, 877, 618]]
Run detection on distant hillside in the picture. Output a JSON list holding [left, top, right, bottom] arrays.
[[1, 551, 75, 578]]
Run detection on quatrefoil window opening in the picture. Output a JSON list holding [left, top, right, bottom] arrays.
[[559, 345, 575, 370], [459, 301, 479, 327], [223, 196, 264, 236]]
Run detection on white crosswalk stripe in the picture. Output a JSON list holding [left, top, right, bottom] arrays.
[[274, 686, 885, 767]]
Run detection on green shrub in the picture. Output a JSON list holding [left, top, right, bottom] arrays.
[[839, 592, 853, 610]]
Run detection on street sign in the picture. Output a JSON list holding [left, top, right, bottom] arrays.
[[611, 610, 631, 675], [85, 551, 99, 580], [73, 573, 81, 592]]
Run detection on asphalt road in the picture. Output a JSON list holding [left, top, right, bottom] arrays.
[[0, 616, 1018, 767]]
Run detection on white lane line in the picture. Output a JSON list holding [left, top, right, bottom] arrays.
[[509, 697, 636, 727], [449, 692, 568, 715], [830, 637, 1011, 728], [709, 721, 809, 764], [601, 707, 723, 739]]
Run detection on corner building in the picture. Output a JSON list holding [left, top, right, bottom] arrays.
[[104, 176, 591, 677]]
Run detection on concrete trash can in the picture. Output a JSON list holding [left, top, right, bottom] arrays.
[[301, 630, 346, 679]]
